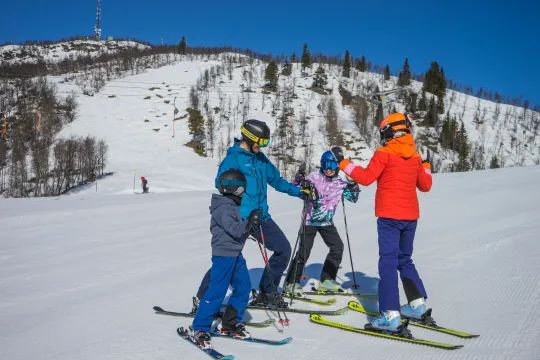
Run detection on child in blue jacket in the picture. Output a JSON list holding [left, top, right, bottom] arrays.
[[191, 169, 261, 349]]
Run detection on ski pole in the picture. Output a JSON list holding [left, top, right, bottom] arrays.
[[287, 196, 309, 307], [341, 194, 359, 289], [257, 224, 289, 325]]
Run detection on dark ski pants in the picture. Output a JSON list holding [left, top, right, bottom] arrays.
[[252, 219, 291, 293], [377, 218, 427, 312], [192, 254, 250, 332], [196, 219, 290, 297], [286, 225, 344, 285]]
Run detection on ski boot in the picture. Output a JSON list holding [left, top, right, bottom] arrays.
[[367, 310, 402, 333], [189, 296, 200, 315], [283, 282, 304, 297], [317, 279, 344, 292], [219, 322, 252, 339], [400, 298, 427, 320], [251, 290, 288, 309], [193, 330, 212, 349]]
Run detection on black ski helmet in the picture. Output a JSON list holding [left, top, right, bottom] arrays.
[[241, 119, 271, 147], [217, 169, 247, 197]]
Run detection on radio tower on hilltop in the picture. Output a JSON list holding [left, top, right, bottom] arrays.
[[94, 0, 102, 40]]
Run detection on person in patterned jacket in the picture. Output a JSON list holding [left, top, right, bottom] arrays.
[[284, 151, 360, 296], [330, 112, 432, 333]]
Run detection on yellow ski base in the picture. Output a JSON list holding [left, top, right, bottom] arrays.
[[310, 314, 464, 350], [348, 301, 480, 339]]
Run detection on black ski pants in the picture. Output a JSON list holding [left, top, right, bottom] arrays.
[[286, 225, 344, 284]]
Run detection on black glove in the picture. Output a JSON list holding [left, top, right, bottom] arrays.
[[295, 162, 307, 182], [246, 209, 261, 234], [330, 146, 344, 163], [423, 150, 431, 164], [346, 182, 360, 193]]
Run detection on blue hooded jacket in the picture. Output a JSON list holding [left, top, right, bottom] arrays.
[[215, 139, 301, 221]]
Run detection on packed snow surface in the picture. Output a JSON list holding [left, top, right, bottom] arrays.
[[1, 165, 540, 359]]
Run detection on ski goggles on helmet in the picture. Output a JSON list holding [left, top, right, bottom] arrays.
[[380, 114, 412, 141], [321, 160, 338, 171], [221, 179, 246, 196], [241, 126, 270, 147]]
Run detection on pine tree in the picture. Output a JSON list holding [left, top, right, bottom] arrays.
[[342, 50, 351, 78], [301, 43, 311, 72], [281, 61, 292, 76], [291, 52, 296, 63], [490, 155, 500, 169], [384, 65, 391, 80], [264, 61, 279, 86], [440, 111, 458, 149], [178, 36, 187, 55], [186, 108, 205, 156], [406, 92, 418, 113], [375, 103, 384, 126], [455, 122, 470, 171], [437, 95, 445, 114], [418, 90, 427, 111], [397, 58, 411, 86], [439, 67, 447, 97], [356, 56, 366, 72], [425, 96, 439, 126], [312, 64, 328, 88], [423, 61, 446, 98]]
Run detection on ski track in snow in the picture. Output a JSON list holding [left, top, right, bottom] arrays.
[[1, 166, 540, 359]]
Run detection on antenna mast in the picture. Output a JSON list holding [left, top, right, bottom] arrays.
[[94, 0, 102, 40]]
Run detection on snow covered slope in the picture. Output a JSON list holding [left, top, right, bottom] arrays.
[[1, 165, 539, 360], [49, 54, 539, 198], [0, 39, 149, 65]]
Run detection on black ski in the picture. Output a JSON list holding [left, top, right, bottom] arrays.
[[153, 306, 275, 328]]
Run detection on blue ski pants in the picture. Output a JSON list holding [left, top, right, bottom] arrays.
[[196, 219, 291, 297], [377, 218, 427, 312], [192, 254, 250, 332]]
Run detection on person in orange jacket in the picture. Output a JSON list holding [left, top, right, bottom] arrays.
[[330, 112, 432, 333]]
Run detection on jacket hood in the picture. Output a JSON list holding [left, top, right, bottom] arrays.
[[384, 133, 417, 159], [210, 193, 237, 212]]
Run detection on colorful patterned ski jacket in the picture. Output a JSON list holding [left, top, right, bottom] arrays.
[[294, 171, 359, 226]]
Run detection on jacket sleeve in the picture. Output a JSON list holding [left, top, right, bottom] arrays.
[[338, 152, 387, 186], [416, 160, 432, 192], [266, 159, 302, 197], [215, 155, 238, 189], [218, 208, 250, 241]]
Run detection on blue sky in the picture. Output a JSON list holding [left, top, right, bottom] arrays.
[[1, 0, 539, 106]]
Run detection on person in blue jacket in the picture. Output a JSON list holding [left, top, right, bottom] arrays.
[[192, 119, 310, 310]]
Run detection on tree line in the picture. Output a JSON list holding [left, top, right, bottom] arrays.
[[0, 76, 109, 197]]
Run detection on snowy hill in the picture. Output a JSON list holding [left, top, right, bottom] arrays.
[[46, 53, 540, 196], [0, 39, 149, 65], [1, 49, 539, 198], [1, 165, 539, 359]]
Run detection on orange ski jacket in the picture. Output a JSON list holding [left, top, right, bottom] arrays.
[[339, 134, 432, 220]]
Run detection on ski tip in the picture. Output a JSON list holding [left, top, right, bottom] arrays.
[[310, 313, 324, 322], [282, 337, 293, 344], [153, 306, 164, 312]]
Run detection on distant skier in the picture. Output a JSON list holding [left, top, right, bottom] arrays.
[[330, 113, 432, 333], [284, 151, 360, 296], [191, 169, 261, 349], [140, 177, 149, 193]]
